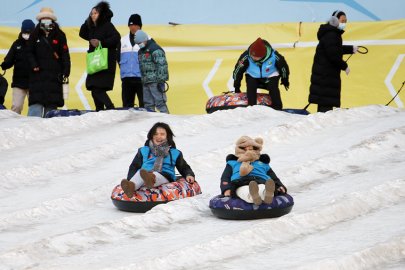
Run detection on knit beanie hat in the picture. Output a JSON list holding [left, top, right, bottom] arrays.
[[249, 38, 266, 59], [21, 19, 35, 33], [128, 14, 142, 27], [36, 7, 57, 21], [134, 30, 148, 44]]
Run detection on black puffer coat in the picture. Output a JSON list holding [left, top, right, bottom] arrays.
[[79, 1, 120, 91], [26, 24, 71, 107], [1, 34, 31, 89], [309, 24, 353, 107]]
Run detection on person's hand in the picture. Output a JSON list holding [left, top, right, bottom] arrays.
[[33, 67, 40, 72], [224, 189, 231, 196], [277, 186, 286, 194], [158, 82, 166, 93], [281, 78, 289, 91], [353, 46, 358, 54], [186, 175, 195, 183], [345, 67, 350, 75], [90, 39, 99, 48]]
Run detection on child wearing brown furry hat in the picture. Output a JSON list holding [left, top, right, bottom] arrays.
[[220, 136, 287, 205]]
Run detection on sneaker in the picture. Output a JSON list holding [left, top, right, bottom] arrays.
[[263, 180, 275, 204], [121, 179, 135, 198], [140, 169, 156, 188], [249, 181, 262, 206]]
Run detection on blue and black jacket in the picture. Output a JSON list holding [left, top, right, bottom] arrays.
[[220, 154, 286, 196], [126, 141, 194, 181], [232, 39, 289, 92]]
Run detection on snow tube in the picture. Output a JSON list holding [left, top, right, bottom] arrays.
[[114, 107, 154, 112], [44, 109, 94, 118], [282, 108, 310, 115], [111, 178, 202, 213], [44, 107, 152, 118], [206, 92, 272, 113], [209, 194, 294, 220], [206, 92, 309, 115]]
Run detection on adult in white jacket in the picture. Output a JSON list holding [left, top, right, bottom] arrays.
[[118, 14, 144, 108]]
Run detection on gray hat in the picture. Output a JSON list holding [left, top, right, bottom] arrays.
[[134, 30, 148, 44]]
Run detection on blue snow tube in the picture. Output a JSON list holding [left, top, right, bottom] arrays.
[[209, 194, 294, 220]]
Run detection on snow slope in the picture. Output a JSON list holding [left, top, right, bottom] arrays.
[[0, 105, 404, 270]]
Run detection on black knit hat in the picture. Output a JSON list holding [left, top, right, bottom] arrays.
[[332, 10, 346, 19], [21, 19, 35, 33], [128, 14, 142, 27]]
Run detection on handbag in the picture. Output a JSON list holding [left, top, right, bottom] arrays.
[[0, 72, 8, 105], [86, 43, 108, 75]]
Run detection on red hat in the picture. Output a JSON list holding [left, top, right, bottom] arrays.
[[249, 38, 266, 59]]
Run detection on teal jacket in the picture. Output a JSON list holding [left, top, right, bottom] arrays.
[[127, 143, 194, 181]]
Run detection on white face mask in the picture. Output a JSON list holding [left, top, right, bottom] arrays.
[[138, 42, 145, 49], [40, 19, 54, 31], [22, 33, 30, 40], [338, 23, 346, 30]]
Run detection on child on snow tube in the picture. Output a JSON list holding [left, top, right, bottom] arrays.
[[120, 122, 196, 198], [220, 136, 287, 205]]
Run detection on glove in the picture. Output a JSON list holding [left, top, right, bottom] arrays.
[[158, 82, 168, 93], [345, 67, 350, 75], [0, 62, 8, 71], [90, 39, 99, 48], [353, 46, 358, 54], [281, 78, 289, 91], [234, 87, 241, 93]]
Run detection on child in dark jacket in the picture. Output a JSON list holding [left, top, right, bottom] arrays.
[[120, 122, 195, 198], [232, 38, 290, 110], [220, 136, 287, 205]]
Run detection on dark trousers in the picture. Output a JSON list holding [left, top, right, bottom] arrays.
[[122, 77, 144, 108], [245, 74, 283, 110], [91, 88, 115, 111], [317, 105, 333, 113]]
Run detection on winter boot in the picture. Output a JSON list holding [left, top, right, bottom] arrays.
[[249, 181, 262, 206], [263, 180, 275, 204], [121, 179, 136, 198], [140, 169, 156, 188]]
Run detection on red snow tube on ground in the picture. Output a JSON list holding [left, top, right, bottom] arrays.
[[206, 92, 272, 113], [111, 178, 202, 213]]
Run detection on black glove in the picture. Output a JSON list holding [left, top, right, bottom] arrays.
[[158, 82, 168, 93], [0, 63, 5, 70], [234, 87, 241, 93], [281, 78, 289, 91]]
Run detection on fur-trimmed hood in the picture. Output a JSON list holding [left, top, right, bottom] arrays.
[[93, 1, 113, 25]]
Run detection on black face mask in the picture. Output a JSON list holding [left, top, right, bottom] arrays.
[[40, 19, 54, 32]]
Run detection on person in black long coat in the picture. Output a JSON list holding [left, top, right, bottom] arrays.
[[308, 10, 358, 113], [26, 8, 71, 117], [1, 19, 35, 114], [79, 1, 120, 111]]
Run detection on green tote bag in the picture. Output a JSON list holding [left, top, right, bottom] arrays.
[[86, 43, 108, 75]]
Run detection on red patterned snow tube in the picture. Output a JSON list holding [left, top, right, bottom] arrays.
[[206, 92, 272, 113], [111, 178, 202, 212]]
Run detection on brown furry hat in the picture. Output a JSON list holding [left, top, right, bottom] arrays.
[[235, 136, 263, 156], [234, 136, 263, 176]]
